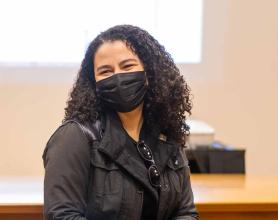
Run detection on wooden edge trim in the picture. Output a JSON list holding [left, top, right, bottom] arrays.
[[0, 204, 43, 214], [196, 203, 278, 212]]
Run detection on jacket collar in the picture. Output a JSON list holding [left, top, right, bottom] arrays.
[[96, 111, 178, 201]]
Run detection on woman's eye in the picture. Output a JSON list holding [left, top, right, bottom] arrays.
[[124, 64, 134, 69], [100, 70, 110, 75]]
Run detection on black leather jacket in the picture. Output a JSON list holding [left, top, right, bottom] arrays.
[[42, 112, 199, 220]]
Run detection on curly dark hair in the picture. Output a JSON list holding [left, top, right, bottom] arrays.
[[63, 24, 193, 148]]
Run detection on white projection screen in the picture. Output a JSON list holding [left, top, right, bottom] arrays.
[[0, 0, 203, 65]]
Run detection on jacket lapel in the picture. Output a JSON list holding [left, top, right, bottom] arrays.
[[95, 111, 178, 203]]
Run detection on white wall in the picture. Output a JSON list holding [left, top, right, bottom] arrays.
[[0, 0, 277, 176]]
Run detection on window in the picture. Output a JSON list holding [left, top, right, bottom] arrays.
[[0, 0, 203, 65]]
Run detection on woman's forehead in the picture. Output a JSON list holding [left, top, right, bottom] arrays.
[[94, 40, 140, 64]]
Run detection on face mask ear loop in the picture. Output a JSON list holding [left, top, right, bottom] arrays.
[[142, 71, 148, 86]]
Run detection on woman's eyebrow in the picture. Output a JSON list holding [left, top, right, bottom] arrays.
[[119, 58, 138, 66], [96, 65, 111, 72]]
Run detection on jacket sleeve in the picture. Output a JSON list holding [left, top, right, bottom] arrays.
[[42, 122, 91, 220], [171, 149, 200, 220]]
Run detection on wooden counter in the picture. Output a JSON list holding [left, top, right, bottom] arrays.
[[191, 174, 278, 220], [1, 175, 278, 220], [0, 177, 43, 220]]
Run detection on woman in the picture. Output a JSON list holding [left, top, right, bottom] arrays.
[[42, 24, 199, 220]]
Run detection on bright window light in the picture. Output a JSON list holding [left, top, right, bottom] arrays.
[[0, 0, 203, 65]]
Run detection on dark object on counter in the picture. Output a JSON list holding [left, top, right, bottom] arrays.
[[185, 141, 245, 174]]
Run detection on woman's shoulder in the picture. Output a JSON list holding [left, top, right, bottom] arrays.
[[42, 120, 89, 165], [158, 134, 189, 170], [47, 120, 86, 145]]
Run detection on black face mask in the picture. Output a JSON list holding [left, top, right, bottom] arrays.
[[95, 71, 148, 112]]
